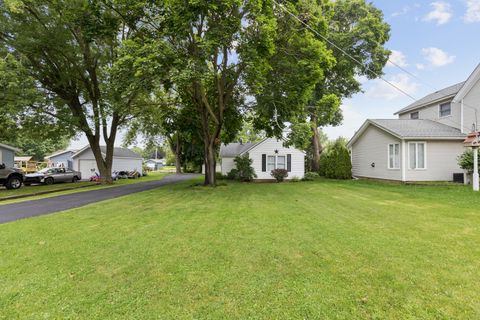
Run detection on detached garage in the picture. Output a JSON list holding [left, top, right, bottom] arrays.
[[72, 146, 143, 180]]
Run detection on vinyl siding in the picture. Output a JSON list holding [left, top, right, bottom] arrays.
[[221, 157, 235, 176], [398, 99, 461, 130], [351, 125, 402, 180], [0, 147, 15, 168], [49, 152, 74, 169], [405, 140, 464, 181], [461, 77, 480, 133], [247, 138, 304, 180]]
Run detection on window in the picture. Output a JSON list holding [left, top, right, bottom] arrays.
[[408, 142, 426, 170], [267, 156, 275, 171], [388, 143, 400, 169], [277, 156, 286, 169], [410, 111, 419, 119], [439, 102, 451, 117]]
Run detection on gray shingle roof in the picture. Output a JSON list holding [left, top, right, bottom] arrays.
[[99, 146, 142, 158], [395, 81, 465, 115], [370, 119, 466, 138], [220, 141, 261, 157]]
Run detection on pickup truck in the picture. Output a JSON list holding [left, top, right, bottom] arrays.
[[0, 163, 25, 190]]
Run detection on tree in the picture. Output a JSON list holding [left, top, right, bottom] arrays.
[[320, 137, 351, 179], [458, 149, 480, 174], [0, 0, 149, 183], [289, 0, 391, 171]]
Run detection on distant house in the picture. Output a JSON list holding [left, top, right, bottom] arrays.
[[348, 63, 480, 182], [0, 143, 20, 167], [220, 138, 305, 180], [145, 158, 164, 171], [45, 150, 77, 169], [72, 146, 143, 179]]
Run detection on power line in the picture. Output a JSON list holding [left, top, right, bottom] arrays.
[[273, 0, 418, 101]]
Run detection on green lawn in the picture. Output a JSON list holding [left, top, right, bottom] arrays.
[[1, 179, 480, 319], [0, 171, 168, 203]]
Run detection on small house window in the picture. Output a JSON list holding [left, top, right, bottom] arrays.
[[410, 111, 419, 119], [388, 143, 400, 169], [277, 156, 286, 170], [408, 142, 426, 170], [439, 103, 451, 117], [267, 156, 276, 171]]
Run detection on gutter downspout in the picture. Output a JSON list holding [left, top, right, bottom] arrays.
[[401, 139, 406, 182], [461, 99, 464, 133]]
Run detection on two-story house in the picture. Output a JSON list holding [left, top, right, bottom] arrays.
[[348, 64, 480, 182]]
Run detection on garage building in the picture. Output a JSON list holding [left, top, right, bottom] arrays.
[[72, 146, 143, 180]]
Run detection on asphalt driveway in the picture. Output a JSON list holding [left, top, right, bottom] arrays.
[[0, 174, 198, 224]]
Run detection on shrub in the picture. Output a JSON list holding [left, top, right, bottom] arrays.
[[227, 168, 239, 180], [303, 172, 319, 181], [320, 138, 352, 179], [227, 155, 257, 182], [271, 168, 288, 182], [458, 149, 480, 174]]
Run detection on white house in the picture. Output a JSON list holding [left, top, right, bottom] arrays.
[[220, 138, 305, 180], [45, 149, 77, 169], [72, 146, 143, 179], [0, 143, 20, 168], [348, 63, 480, 182], [145, 158, 164, 171]]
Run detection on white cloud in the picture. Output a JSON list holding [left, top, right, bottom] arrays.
[[367, 74, 420, 101], [416, 63, 425, 70], [392, 6, 410, 17], [423, 1, 453, 25], [421, 47, 455, 66], [386, 50, 408, 67], [323, 104, 366, 140], [464, 0, 480, 23]]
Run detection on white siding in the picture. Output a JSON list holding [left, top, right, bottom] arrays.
[[398, 100, 462, 130], [462, 78, 480, 133], [221, 157, 235, 175], [248, 138, 305, 180], [73, 148, 142, 180], [351, 125, 403, 180], [405, 140, 464, 181]]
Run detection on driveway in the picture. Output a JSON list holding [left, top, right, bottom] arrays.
[[0, 174, 199, 224]]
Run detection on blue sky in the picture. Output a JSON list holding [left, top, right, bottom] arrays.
[[71, 0, 480, 149], [324, 0, 480, 140]]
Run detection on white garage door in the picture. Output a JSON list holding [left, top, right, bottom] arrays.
[[78, 159, 98, 180], [78, 158, 143, 180]]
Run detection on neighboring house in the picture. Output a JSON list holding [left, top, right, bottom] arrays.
[[45, 150, 77, 169], [145, 158, 164, 171], [348, 63, 480, 182], [72, 146, 143, 179], [0, 143, 20, 168], [220, 138, 305, 180]]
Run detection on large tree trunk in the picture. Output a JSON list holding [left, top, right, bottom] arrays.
[[204, 142, 216, 186], [87, 138, 114, 184], [310, 115, 322, 172]]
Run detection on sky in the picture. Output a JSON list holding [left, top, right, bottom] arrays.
[[70, 0, 480, 149], [323, 0, 480, 140]]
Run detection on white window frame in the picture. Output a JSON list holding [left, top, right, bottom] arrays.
[[439, 102, 451, 118], [267, 155, 287, 171], [410, 111, 419, 119], [408, 141, 427, 170], [267, 155, 276, 172], [387, 143, 400, 170]]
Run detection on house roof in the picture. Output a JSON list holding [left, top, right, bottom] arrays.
[[454, 63, 480, 102], [72, 145, 142, 159], [394, 82, 465, 115], [348, 119, 466, 147], [45, 149, 77, 159], [220, 140, 264, 157], [0, 142, 20, 152], [14, 156, 33, 162]]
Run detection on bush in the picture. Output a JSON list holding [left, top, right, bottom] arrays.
[[458, 149, 480, 174], [303, 172, 319, 181], [227, 155, 257, 182], [290, 176, 301, 182], [320, 138, 352, 179], [271, 168, 288, 182]]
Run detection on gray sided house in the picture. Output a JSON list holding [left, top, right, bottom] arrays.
[[349, 63, 480, 182], [0, 143, 20, 168], [46, 150, 77, 169]]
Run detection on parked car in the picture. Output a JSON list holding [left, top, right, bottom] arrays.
[[0, 163, 25, 190], [25, 167, 82, 185]]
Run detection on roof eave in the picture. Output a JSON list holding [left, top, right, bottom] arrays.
[[394, 94, 456, 115], [453, 63, 480, 102]]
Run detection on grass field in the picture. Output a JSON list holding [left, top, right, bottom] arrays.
[[1, 178, 479, 319]]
